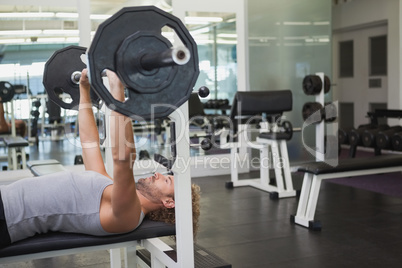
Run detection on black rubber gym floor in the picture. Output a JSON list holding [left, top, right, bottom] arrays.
[[2, 141, 402, 267]]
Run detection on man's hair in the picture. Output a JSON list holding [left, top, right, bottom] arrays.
[[147, 183, 201, 239]]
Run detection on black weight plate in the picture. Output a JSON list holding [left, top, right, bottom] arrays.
[[302, 102, 323, 121], [0, 81, 15, 103], [87, 6, 199, 120], [302, 75, 322, 95], [116, 32, 176, 94], [43, 45, 101, 110]]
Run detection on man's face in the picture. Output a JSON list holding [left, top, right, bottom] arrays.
[[136, 172, 175, 208]]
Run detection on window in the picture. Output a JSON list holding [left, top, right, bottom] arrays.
[[370, 35, 387, 76], [339, 40, 353, 77]]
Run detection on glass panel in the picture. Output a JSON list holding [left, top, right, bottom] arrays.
[[248, 0, 332, 162], [187, 12, 237, 109]]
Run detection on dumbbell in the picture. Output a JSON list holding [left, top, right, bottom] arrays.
[[348, 124, 377, 157], [348, 124, 376, 147], [361, 125, 389, 148], [338, 127, 353, 145], [391, 131, 402, 151], [190, 137, 213, 151], [376, 126, 402, 150]]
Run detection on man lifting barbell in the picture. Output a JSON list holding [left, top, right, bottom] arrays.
[[0, 69, 201, 248]]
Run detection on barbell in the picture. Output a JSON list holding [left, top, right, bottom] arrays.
[[43, 6, 200, 120]]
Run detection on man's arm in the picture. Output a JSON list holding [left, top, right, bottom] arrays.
[[78, 69, 109, 177], [107, 71, 140, 220]]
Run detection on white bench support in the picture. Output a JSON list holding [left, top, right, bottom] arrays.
[[227, 125, 296, 199], [292, 165, 402, 230]]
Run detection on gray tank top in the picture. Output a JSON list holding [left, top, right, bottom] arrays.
[[0, 170, 145, 243]]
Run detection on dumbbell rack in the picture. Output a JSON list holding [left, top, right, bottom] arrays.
[[302, 72, 334, 162], [315, 72, 325, 162]]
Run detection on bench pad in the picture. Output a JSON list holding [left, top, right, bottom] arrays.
[[0, 219, 175, 258], [298, 154, 402, 175], [3, 137, 29, 148], [27, 160, 67, 176]]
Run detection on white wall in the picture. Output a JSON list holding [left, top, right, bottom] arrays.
[[332, 0, 401, 125]]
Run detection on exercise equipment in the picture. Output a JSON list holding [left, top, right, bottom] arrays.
[[87, 6, 198, 119], [224, 90, 296, 199], [204, 99, 230, 109], [301, 73, 336, 163], [361, 124, 389, 148], [74, 155, 84, 165], [43, 46, 101, 110], [2, 136, 29, 170], [302, 102, 322, 123], [391, 131, 402, 151], [302, 102, 337, 123], [0, 81, 15, 103], [190, 137, 213, 151], [376, 126, 402, 150], [291, 154, 402, 231], [348, 124, 377, 157], [27, 159, 66, 176], [302, 74, 331, 95], [198, 86, 210, 98], [338, 127, 353, 145]]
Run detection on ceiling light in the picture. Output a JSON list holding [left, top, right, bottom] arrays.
[[0, 30, 42, 36], [313, 21, 330, 26], [185, 16, 223, 25], [36, 37, 67, 43], [65, 37, 80, 43], [190, 28, 211, 36], [0, 12, 55, 18], [0, 38, 26, 44], [55, 13, 79, 19], [90, 14, 112, 20], [42, 29, 79, 35], [283, 22, 312, 26], [218, 33, 237, 38]]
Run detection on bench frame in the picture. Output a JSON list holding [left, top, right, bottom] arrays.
[[292, 165, 402, 230], [226, 123, 296, 199]]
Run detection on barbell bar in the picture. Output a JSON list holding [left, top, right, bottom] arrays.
[[69, 46, 190, 84]]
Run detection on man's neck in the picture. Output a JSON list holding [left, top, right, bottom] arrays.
[[136, 190, 163, 214]]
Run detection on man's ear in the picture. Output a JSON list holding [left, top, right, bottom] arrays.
[[163, 198, 175, 209]]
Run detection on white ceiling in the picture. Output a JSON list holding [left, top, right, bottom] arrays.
[[0, 0, 176, 44]]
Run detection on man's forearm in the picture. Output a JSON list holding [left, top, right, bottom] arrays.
[[110, 111, 135, 163], [79, 88, 99, 147]]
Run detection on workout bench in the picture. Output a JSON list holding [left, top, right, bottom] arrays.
[[2, 136, 29, 170], [291, 154, 402, 230], [0, 162, 230, 267], [225, 90, 296, 199]]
